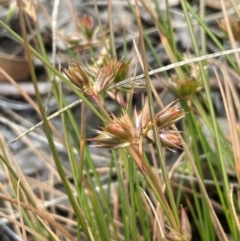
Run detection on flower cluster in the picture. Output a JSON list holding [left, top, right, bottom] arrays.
[[168, 56, 206, 99], [78, 15, 95, 41], [169, 74, 202, 99], [89, 100, 184, 151], [67, 15, 98, 47], [62, 58, 131, 106], [89, 111, 137, 149]]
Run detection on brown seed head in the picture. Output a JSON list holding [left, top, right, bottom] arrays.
[[62, 62, 94, 96], [147, 130, 182, 150], [155, 101, 184, 129], [90, 100, 184, 151], [89, 112, 137, 149], [159, 130, 182, 149], [78, 15, 94, 40]]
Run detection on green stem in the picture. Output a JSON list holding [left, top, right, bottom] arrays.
[[134, 0, 180, 228], [127, 146, 178, 231], [16, 5, 92, 239]]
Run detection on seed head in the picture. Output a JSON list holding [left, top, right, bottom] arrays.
[[155, 101, 184, 129], [168, 56, 206, 99], [89, 112, 137, 149], [62, 58, 131, 100], [169, 74, 202, 99], [62, 62, 94, 96], [78, 15, 95, 40], [90, 100, 184, 151], [147, 130, 182, 150], [67, 15, 99, 47]]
